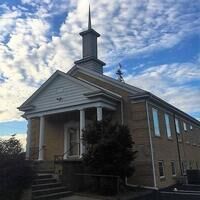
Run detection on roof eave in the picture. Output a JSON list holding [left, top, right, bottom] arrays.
[[130, 93, 200, 126]]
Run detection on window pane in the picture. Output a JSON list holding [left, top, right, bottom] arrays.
[[182, 161, 187, 174], [165, 114, 171, 138], [152, 108, 160, 136], [175, 118, 180, 134], [69, 128, 79, 156], [171, 161, 176, 176], [158, 161, 164, 177], [183, 122, 187, 131]]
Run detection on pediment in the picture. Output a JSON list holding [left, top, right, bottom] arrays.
[[19, 70, 100, 114]]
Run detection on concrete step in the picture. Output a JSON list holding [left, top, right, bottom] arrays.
[[32, 186, 68, 196], [32, 191, 73, 200], [32, 183, 62, 191], [33, 178, 57, 185], [36, 170, 55, 174], [36, 174, 53, 179]]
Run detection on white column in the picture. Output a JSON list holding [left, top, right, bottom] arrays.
[[38, 116, 45, 161], [80, 109, 85, 158], [26, 118, 32, 160], [97, 106, 103, 121], [63, 129, 68, 160]]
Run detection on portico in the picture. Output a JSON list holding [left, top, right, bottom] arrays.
[[25, 99, 120, 161]]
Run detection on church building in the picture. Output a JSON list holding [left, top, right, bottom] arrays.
[[18, 8, 200, 189]]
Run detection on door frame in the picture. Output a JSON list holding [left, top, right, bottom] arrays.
[[64, 121, 80, 159]]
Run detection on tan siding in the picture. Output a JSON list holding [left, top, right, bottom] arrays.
[[148, 102, 200, 188]]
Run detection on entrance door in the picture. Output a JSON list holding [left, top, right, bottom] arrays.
[[68, 127, 79, 156], [64, 122, 79, 159]]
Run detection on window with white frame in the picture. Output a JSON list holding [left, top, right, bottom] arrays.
[[152, 108, 160, 136], [183, 122, 187, 131], [175, 118, 180, 134], [158, 161, 165, 178], [190, 125, 193, 130], [182, 161, 187, 175], [189, 161, 193, 169], [196, 161, 199, 169], [171, 161, 176, 176], [164, 113, 172, 138]]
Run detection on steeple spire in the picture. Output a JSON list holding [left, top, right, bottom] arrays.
[[88, 5, 92, 29], [74, 4, 105, 74]]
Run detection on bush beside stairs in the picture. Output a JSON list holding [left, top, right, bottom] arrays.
[[32, 163, 72, 200]]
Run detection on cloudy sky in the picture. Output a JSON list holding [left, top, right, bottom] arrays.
[[0, 0, 199, 146]]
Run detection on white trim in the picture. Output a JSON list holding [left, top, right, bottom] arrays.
[[25, 101, 116, 118], [38, 116, 45, 161], [19, 70, 101, 110], [146, 101, 157, 188], [79, 109, 85, 157], [97, 107, 103, 121], [64, 121, 80, 158], [64, 125, 68, 159], [26, 118, 32, 160]]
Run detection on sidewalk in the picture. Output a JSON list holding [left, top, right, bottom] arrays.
[[60, 195, 104, 200], [59, 189, 155, 200]]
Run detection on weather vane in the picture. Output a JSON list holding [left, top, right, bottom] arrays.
[[116, 63, 125, 82]]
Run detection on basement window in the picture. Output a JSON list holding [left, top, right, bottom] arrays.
[[171, 161, 176, 176], [158, 161, 165, 179]]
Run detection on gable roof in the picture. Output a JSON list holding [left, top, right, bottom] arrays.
[[67, 65, 200, 126], [18, 70, 101, 110], [67, 65, 147, 94]]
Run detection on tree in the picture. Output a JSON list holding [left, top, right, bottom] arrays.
[[0, 136, 22, 161], [0, 136, 34, 200], [82, 120, 137, 180]]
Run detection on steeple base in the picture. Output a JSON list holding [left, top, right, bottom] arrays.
[[74, 56, 105, 74]]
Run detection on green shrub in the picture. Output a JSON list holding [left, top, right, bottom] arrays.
[[0, 137, 34, 200], [82, 120, 137, 180]]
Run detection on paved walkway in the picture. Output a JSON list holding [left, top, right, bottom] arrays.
[[60, 195, 103, 200]]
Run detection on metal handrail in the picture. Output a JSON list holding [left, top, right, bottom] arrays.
[[54, 142, 80, 161]]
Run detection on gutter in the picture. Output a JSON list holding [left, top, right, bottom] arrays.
[[130, 93, 200, 126]]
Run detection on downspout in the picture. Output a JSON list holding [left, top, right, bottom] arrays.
[[120, 99, 124, 125], [125, 99, 157, 190], [173, 113, 183, 176], [145, 100, 157, 188]]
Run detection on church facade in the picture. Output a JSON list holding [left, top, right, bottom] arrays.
[[18, 10, 200, 189]]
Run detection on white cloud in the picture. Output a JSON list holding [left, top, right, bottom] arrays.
[[0, 0, 199, 122], [125, 60, 200, 116]]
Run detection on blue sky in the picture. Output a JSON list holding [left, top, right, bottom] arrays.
[[0, 0, 200, 145]]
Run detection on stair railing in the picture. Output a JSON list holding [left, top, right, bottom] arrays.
[[54, 142, 80, 161]]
